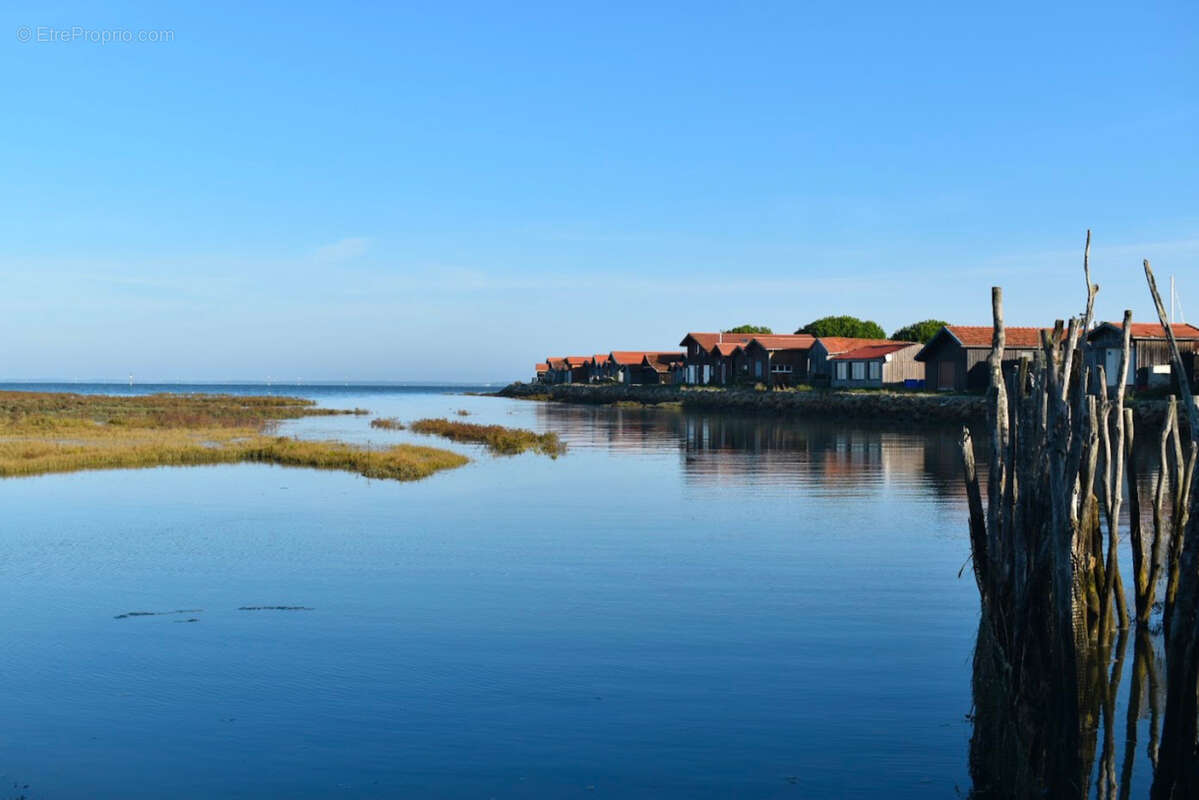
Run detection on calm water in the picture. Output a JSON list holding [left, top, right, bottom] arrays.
[[0, 384, 1158, 798]]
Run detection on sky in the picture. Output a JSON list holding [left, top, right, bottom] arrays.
[[1, 1, 1196, 382]]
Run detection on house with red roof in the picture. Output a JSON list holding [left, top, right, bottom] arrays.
[[609, 351, 684, 384], [544, 357, 571, 384], [914, 326, 1050, 391], [740, 334, 818, 387], [808, 337, 898, 383], [1085, 322, 1199, 387], [678, 332, 760, 385], [534, 362, 550, 382], [563, 356, 593, 384], [588, 354, 615, 383], [641, 352, 686, 385], [828, 341, 922, 389]]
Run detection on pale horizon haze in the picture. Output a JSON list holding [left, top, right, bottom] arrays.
[[3, 2, 1196, 382]]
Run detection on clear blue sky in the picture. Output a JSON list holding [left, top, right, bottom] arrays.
[[2, 1, 1196, 382]]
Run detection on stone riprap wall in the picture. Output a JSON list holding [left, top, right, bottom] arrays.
[[496, 382, 987, 423], [497, 382, 1187, 430]]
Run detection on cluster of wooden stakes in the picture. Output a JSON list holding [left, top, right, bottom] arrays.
[[959, 232, 1199, 799]]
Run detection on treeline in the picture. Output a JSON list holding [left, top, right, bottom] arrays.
[[727, 317, 949, 342]]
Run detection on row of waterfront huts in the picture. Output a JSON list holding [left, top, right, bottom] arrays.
[[536, 323, 1199, 391]]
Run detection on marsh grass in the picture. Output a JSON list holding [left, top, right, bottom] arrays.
[[370, 417, 406, 430], [409, 418, 566, 457], [0, 391, 467, 481]]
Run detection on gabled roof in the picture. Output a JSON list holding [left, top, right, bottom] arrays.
[[564, 356, 592, 367], [610, 350, 679, 366], [746, 334, 817, 352], [642, 352, 685, 372], [711, 342, 745, 356], [945, 326, 1049, 348], [815, 337, 895, 355], [1088, 322, 1199, 341], [546, 357, 568, 369], [535, 363, 549, 373], [829, 342, 919, 361], [679, 332, 759, 352], [913, 325, 1053, 362], [591, 354, 609, 364]]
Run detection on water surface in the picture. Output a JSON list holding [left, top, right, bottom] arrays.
[[0, 384, 1156, 797]]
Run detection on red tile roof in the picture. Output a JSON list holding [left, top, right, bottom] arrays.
[[564, 356, 591, 367], [592, 354, 609, 364], [642, 352, 684, 373], [711, 342, 744, 356], [679, 332, 759, 351], [829, 342, 920, 361], [535, 363, 549, 373], [546, 358, 568, 369], [610, 350, 679, 366], [747, 334, 817, 351], [1093, 322, 1199, 340], [945, 326, 1050, 348], [816, 337, 896, 354]]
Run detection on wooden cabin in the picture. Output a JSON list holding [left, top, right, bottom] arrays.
[[607, 351, 682, 384], [708, 341, 747, 385], [741, 335, 817, 387], [534, 363, 549, 383], [828, 342, 922, 388], [640, 352, 685, 385], [678, 333, 758, 385], [914, 326, 1046, 391], [564, 356, 592, 384], [544, 357, 571, 384], [588, 354, 615, 383], [1084, 322, 1199, 387], [808, 337, 895, 382]]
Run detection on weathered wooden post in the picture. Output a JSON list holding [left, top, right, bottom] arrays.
[[1143, 259, 1199, 798], [961, 232, 1144, 798]]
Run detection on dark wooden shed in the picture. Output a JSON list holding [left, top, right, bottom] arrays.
[[914, 326, 1047, 391], [678, 333, 758, 385], [741, 335, 817, 387], [1084, 322, 1199, 387]]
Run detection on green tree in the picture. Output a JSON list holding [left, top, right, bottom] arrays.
[[723, 324, 773, 334], [796, 315, 885, 339], [890, 319, 948, 343]]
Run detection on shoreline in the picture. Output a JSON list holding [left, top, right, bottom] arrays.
[[496, 381, 986, 424], [496, 381, 1181, 427]]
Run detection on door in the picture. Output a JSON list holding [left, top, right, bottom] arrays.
[[1105, 347, 1135, 385], [1105, 348, 1121, 386], [938, 360, 956, 390]]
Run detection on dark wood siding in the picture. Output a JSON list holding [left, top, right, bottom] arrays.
[[919, 337, 1037, 392]]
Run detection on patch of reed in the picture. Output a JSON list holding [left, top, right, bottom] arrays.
[[0, 390, 465, 482], [409, 418, 565, 457]]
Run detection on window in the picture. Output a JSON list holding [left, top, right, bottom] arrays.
[[755, 361, 763, 377], [836, 362, 848, 380], [869, 361, 882, 380], [852, 362, 866, 380], [771, 363, 792, 373]]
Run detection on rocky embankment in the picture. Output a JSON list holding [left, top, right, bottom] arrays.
[[498, 382, 1185, 430], [497, 382, 987, 423]]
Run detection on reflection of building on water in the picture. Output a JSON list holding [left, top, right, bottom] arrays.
[[531, 401, 971, 501]]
